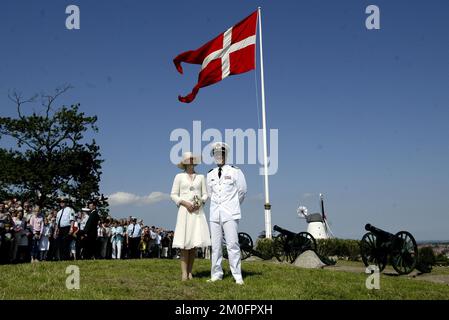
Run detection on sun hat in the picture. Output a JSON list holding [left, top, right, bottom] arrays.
[[177, 152, 201, 170]]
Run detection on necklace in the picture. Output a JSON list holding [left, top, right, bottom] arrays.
[[187, 172, 196, 191]]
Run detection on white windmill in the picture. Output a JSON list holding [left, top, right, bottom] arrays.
[[297, 193, 334, 239]]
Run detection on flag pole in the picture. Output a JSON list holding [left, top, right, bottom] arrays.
[[257, 7, 272, 239]]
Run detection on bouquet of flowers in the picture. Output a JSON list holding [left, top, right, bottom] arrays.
[[192, 195, 202, 209]]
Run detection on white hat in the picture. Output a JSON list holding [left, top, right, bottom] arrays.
[[177, 152, 201, 169], [210, 142, 230, 156]]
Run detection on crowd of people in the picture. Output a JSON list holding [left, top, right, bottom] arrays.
[[0, 197, 209, 264]]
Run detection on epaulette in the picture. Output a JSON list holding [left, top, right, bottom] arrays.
[[208, 168, 214, 173], [230, 165, 239, 169]]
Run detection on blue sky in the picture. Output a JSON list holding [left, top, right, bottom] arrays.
[[1, 0, 448, 241]]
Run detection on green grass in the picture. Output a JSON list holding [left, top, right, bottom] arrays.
[[1, 259, 449, 300], [336, 259, 449, 276]]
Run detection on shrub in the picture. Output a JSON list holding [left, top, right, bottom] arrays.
[[316, 238, 361, 261], [254, 238, 275, 260], [415, 246, 436, 273], [242, 238, 361, 261], [418, 247, 436, 266], [435, 253, 449, 266], [251, 237, 361, 261]]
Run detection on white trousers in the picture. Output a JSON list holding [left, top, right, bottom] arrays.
[[210, 219, 242, 281], [112, 240, 122, 259]]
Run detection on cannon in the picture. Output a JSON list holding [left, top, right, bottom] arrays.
[[221, 232, 255, 260], [223, 229, 316, 262], [272, 225, 317, 263], [360, 223, 418, 275], [236, 232, 255, 260], [222, 232, 272, 260]]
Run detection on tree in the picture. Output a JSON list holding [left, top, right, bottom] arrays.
[[0, 85, 107, 212]]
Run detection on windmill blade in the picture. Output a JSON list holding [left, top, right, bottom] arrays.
[[297, 205, 308, 218], [319, 193, 335, 238], [324, 218, 335, 238]]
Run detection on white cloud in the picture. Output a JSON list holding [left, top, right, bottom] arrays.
[[108, 191, 171, 207]]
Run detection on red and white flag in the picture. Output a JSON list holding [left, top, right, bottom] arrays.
[[173, 10, 258, 103]]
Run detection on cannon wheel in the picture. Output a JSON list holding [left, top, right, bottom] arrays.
[[273, 234, 288, 262], [223, 232, 253, 260], [288, 232, 317, 263], [391, 231, 418, 275], [360, 232, 387, 272], [238, 232, 253, 261], [297, 232, 317, 251]]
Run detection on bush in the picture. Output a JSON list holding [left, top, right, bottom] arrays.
[[435, 253, 449, 266], [251, 237, 361, 261], [418, 247, 436, 266], [254, 238, 275, 260], [316, 238, 361, 261], [415, 246, 436, 273]]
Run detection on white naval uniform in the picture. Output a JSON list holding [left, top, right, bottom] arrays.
[[206, 164, 247, 281]]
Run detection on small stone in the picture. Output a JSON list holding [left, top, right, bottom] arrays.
[[293, 250, 326, 269]]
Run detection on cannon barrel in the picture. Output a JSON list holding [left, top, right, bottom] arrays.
[[365, 223, 394, 239], [273, 225, 296, 237]]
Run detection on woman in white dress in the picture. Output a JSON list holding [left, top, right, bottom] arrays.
[[170, 152, 211, 281], [39, 217, 52, 261]]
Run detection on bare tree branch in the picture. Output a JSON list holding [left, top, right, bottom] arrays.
[[42, 84, 73, 119], [4, 86, 71, 152], [8, 90, 37, 119]]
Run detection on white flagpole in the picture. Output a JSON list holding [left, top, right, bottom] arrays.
[[257, 7, 272, 239]]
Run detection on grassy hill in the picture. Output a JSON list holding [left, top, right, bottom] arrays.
[[1, 259, 449, 300]]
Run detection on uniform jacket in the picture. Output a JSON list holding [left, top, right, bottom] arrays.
[[206, 165, 247, 222]]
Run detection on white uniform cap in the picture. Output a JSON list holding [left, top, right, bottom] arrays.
[[210, 142, 230, 156]]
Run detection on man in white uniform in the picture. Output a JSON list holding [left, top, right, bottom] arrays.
[[206, 142, 247, 285]]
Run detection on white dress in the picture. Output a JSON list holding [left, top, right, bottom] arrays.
[[170, 173, 211, 250], [39, 225, 51, 251]]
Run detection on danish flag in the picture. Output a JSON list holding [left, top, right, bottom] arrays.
[[173, 10, 258, 103]]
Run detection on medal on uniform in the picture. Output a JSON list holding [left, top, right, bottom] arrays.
[[189, 186, 194, 191]]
